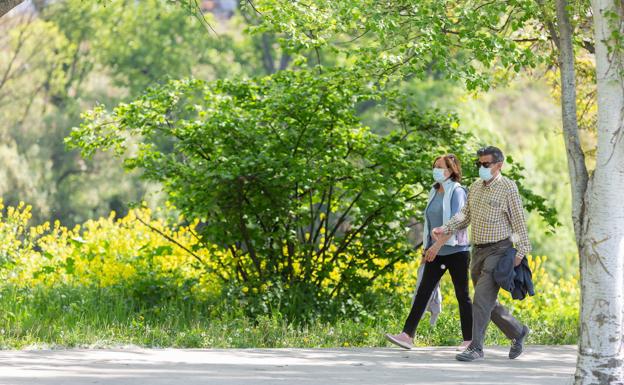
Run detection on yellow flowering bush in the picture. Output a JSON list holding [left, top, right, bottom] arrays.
[[1, 202, 224, 302], [0, 201, 579, 343]]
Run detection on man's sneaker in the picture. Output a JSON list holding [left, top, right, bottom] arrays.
[[509, 325, 530, 359], [456, 340, 472, 351], [384, 332, 413, 349], [455, 346, 484, 362]]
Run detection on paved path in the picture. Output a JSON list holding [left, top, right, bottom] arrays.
[[0, 345, 576, 385]]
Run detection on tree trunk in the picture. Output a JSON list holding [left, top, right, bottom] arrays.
[[0, 0, 24, 18], [555, 0, 589, 245], [574, 0, 624, 383]]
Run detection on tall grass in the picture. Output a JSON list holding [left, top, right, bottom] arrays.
[[0, 282, 577, 349]]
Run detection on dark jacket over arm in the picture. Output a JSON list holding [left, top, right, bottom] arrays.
[[494, 247, 535, 300]]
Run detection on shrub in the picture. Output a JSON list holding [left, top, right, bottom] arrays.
[[67, 69, 558, 316]]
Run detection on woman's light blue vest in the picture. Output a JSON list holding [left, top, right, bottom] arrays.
[[422, 179, 469, 248]]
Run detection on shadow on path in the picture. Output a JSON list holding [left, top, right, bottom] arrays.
[[0, 345, 576, 385]]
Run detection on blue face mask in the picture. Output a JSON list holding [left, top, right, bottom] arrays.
[[432, 168, 447, 183], [479, 166, 493, 181]]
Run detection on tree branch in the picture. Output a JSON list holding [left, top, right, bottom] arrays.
[[135, 215, 214, 274]]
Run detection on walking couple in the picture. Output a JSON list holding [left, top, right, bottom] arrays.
[[385, 146, 531, 362]]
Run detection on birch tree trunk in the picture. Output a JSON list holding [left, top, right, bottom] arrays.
[[574, 0, 624, 382], [0, 0, 24, 18]]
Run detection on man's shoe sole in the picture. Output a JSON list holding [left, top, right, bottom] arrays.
[[455, 354, 484, 362], [384, 333, 413, 350]]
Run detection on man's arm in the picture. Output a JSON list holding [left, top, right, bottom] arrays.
[[507, 182, 531, 263], [432, 187, 471, 239], [442, 198, 471, 234]]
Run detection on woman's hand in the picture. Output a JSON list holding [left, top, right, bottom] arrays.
[[424, 243, 442, 262]]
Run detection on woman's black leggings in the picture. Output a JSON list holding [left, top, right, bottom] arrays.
[[402, 250, 473, 341]]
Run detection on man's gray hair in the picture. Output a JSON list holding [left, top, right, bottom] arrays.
[[477, 146, 504, 163]]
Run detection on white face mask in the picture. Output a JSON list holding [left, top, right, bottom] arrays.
[[432, 168, 447, 183], [479, 166, 493, 181]]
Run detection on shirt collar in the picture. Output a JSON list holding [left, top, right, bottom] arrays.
[[483, 173, 502, 187]]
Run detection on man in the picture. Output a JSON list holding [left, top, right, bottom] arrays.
[[432, 146, 530, 362]]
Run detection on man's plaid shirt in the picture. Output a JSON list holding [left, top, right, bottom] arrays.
[[441, 173, 531, 257]]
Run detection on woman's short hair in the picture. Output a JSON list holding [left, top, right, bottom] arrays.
[[433, 153, 462, 183]]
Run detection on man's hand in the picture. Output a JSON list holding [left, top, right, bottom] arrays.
[[514, 254, 524, 267], [431, 227, 446, 241], [425, 243, 442, 262]]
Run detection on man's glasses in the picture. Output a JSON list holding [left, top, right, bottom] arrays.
[[475, 161, 497, 168]]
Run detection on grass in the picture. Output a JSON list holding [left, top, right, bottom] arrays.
[[0, 284, 578, 349]]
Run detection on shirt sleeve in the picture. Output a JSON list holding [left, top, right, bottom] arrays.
[[506, 182, 532, 258], [443, 187, 471, 234]]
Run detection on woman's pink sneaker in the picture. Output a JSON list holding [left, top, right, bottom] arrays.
[[384, 332, 413, 349]]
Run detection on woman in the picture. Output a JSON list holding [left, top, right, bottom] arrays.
[[385, 154, 472, 350]]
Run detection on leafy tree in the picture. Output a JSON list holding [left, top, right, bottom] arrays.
[[68, 68, 556, 318]]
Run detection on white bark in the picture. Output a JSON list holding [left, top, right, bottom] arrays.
[[575, 0, 624, 383], [0, 0, 24, 18]]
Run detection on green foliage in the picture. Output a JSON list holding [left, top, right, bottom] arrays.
[[505, 156, 560, 231], [0, 0, 267, 225], [42, 0, 248, 92], [248, 0, 544, 89], [68, 69, 436, 306], [378, 77, 577, 271]]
